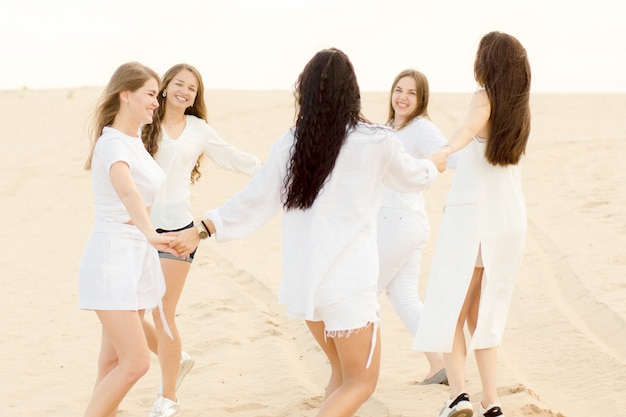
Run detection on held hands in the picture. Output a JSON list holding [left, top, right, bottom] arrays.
[[166, 227, 201, 258], [429, 145, 453, 173], [147, 232, 180, 257]]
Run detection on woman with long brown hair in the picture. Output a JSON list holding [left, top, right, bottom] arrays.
[[184, 48, 447, 417], [414, 31, 531, 417], [141, 63, 261, 417]]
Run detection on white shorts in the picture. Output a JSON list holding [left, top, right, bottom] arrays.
[[78, 221, 165, 311], [310, 286, 381, 334], [310, 286, 380, 368]]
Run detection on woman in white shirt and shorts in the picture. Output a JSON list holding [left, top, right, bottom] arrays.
[[140, 63, 262, 417], [180, 49, 448, 417]]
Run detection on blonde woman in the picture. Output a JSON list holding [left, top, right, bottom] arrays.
[[79, 62, 176, 417]]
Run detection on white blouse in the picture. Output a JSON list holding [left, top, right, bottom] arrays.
[[380, 117, 449, 213], [205, 122, 438, 319], [150, 115, 262, 230]]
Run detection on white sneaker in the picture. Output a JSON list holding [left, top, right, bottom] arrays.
[[149, 395, 180, 417], [437, 393, 473, 417], [176, 351, 195, 391], [477, 403, 504, 417]]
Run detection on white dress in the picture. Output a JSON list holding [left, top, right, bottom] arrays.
[[414, 137, 526, 352], [79, 127, 166, 311]]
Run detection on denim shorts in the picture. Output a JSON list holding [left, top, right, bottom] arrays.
[[156, 221, 196, 263]]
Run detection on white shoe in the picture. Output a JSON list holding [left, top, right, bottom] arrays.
[[149, 395, 180, 417], [438, 393, 473, 417], [477, 403, 503, 417], [176, 351, 195, 391]]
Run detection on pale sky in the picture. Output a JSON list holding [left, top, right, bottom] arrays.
[[2, 0, 624, 93]]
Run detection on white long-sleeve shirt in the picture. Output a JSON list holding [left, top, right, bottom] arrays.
[[205, 122, 438, 319], [380, 117, 448, 213], [150, 115, 262, 230]]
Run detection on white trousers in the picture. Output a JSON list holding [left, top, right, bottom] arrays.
[[377, 207, 429, 336]]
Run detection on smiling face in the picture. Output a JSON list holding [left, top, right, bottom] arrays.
[[163, 69, 199, 111], [391, 76, 418, 127], [124, 77, 160, 126]]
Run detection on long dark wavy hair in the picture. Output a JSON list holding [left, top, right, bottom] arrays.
[[141, 63, 208, 184], [386, 69, 431, 130], [282, 48, 365, 210], [475, 31, 531, 166]]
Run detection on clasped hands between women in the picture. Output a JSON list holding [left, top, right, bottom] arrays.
[[151, 145, 450, 259], [429, 145, 453, 173], [148, 226, 202, 258]]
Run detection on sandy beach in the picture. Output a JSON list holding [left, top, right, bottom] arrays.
[[1, 87, 625, 417]]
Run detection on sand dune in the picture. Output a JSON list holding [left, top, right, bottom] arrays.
[[1, 87, 624, 416]]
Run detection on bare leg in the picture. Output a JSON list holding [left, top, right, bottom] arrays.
[[466, 267, 500, 407], [424, 352, 446, 377], [151, 258, 191, 400], [444, 267, 483, 398], [306, 320, 343, 398], [466, 267, 483, 336], [84, 310, 150, 417], [315, 324, 381, 417], [475, 347, 498, 407]]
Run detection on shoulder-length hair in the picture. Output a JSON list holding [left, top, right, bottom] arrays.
[[386, 69, 431, 129], [282, 48, 365, 210], [85, 62, 160, 170], [475, 31, 531, 166], [141, 63, 208, 184]]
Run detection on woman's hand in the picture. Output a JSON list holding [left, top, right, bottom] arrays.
[[146, 232, 180, 256], [428, 148, 450, 173], [167, 227, 201, 258]]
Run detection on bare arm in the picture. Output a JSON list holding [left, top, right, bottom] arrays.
[[109, 161, 177, 254], [438, 89, 491, 158]]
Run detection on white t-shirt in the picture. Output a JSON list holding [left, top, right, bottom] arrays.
[[150, 115, 262, 230], [90, 127, 165, 224], [205, 122, 438, 319]]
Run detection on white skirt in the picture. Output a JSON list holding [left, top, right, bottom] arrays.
[[79, 221, 166, 311]]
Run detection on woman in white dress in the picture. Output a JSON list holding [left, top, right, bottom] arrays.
[[414, 32, 531, 417], [140, 63, 262, 417], [377, 69, 456, 385], [79, 62, 177, 417], [176, 48, 448, 417]]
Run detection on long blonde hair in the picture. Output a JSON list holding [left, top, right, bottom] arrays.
[[84, 62, 160, 170]]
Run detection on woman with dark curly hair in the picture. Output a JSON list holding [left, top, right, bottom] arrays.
[[415, 31, 531, 417], [176, 48, 447, 416]]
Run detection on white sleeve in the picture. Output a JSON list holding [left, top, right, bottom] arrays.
[[382, 132, 438, 193], [201, 122, 262, 176], [99, 137, 131, 172], [205, 130, 291, 242], [407, 119, 459, 169]]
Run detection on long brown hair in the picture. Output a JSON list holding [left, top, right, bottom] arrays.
[[475, 31, 531, 166], [282, 48, 365, 210], [85, 62, 160, 170], [386, 69, 431, 130], [141, 63, 208, 184]]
